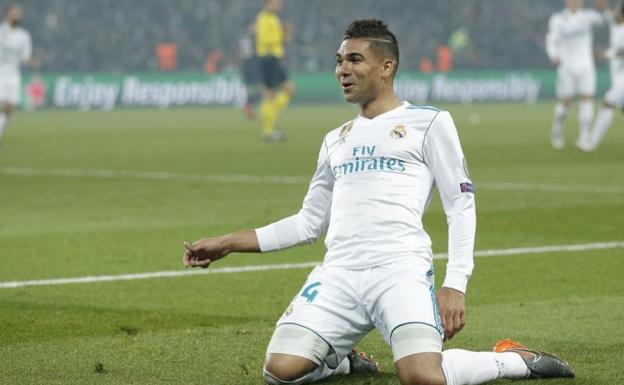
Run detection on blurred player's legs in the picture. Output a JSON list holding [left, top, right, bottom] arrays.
[[576, 66, 596, 149], [0, 77, 19, 144], [577, 97, 594, 145], [552, 66, 595, 150], [551, 67, 574, 149], [0, 106, 8, 141], [551, 99, 570, 149], [242, 55, 262, 119], [588, 104, 615, 150], [585, 77, 624, 151], [259, 56, 294, 141]]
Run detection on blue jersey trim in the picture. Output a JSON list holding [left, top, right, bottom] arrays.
[[421, 110, 442, 163], [389, 321, 444, 344], [406, 105, 441, 112]]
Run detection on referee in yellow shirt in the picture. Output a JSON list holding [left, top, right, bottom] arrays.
[[256, 0, 295, 141]]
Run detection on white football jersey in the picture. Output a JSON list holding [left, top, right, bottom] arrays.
[[256, 102, 476, 293], [0, 22, 32, 78], [546, 8, 606, 70], [608, 21, 624, 77]]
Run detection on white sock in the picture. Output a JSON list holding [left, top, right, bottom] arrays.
[[0, 112, 7, 139], [334, 356, 351, 375], [578, 100, 594, 142], [441, 349, 530, 385], [551, 103, 569, 140], [590, 107, 614, 147]]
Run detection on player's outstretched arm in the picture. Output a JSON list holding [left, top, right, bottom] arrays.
[[183, 229, 260, 268], [183, 138, 333, 268]]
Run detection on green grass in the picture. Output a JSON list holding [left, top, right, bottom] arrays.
[[0, 103, 623, 384]]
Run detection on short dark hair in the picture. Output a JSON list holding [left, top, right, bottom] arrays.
[[343, 19, 399, 75]]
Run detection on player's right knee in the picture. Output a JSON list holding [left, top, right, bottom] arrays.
[[263, 324, 328, 383], [263, 354, 316, 384]]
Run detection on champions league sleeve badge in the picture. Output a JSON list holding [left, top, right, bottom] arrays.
[[460, 182, 474, 193]]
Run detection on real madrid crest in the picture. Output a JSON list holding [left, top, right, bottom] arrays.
[[339, 120, 354, 138], [390, 124, 407, 139]]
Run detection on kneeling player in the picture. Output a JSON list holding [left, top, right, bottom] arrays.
[[184, 20, 575, 385]]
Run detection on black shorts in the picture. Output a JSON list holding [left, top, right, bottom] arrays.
[[242, 56, 262, 86], [259, 55, 288, 89]]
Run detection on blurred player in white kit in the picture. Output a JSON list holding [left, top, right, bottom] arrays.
[[0, 4, 37, 145], [546, 0, 609, 150], [583, 2, 624, 151]]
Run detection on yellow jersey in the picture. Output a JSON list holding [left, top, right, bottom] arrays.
[[255, 10, 284, 58]]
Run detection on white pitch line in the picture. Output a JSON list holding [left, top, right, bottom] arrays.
[[1, 241, 622, 289], [2, 166, 624, 194], [479, 182, 624, 195], [0, 166, 308, 185]]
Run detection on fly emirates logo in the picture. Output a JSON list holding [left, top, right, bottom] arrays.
[[333, 145, 406, 180]]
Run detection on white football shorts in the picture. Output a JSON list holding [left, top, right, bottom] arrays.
[[604, 74, 624, 109], [0, 76, 21, 106], [272, 259, 444, 368], [556, 65, 596, 98]]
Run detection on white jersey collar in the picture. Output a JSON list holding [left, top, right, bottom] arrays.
[[357, 101, 408, 122]]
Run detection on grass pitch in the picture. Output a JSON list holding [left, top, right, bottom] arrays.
[[0, 103, 623, 384]]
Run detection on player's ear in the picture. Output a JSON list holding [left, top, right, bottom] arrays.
[[381, 58, 395, 78]]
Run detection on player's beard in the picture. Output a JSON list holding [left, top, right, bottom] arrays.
[[9, 19, 21, 27]]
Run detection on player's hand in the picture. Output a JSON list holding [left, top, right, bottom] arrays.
[[27, 58, 41, 71], [183, 238, 229, 269], [436, 287, 466, 341], [596, 48, 608, 61], [551, 58, 560, 67]]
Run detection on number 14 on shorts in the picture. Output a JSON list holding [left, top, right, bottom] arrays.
[[301, 282, 322, 303]]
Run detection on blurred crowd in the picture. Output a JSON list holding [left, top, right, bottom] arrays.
[[15, 0, 591, 73]]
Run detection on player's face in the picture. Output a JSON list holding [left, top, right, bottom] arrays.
[[565, 0, 582, 11], [335, 39, 385, 105], [6, 6, 23, 26], [267, 0, 282, 12]]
